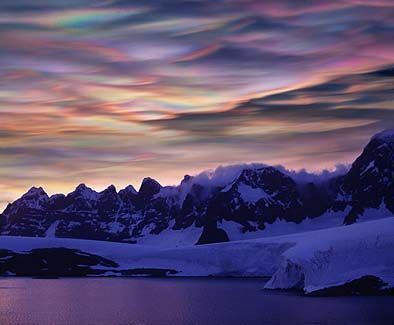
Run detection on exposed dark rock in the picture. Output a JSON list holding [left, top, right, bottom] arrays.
[[0, 248, 118, 277], [0, 248, 180, 277], [138, 177, 162, 200], [307, 276, 392, 296], [196, 222, 229, 245], [299, 182, 331, 218]]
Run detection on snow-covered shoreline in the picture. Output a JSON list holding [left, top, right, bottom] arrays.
[[1, 217, 393, 295], [264, 217, 394, 294]]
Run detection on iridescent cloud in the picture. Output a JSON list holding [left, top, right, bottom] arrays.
[[0, 0, 393, 209]]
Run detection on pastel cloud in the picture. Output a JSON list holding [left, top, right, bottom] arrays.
[[0, 0, 393, 210]]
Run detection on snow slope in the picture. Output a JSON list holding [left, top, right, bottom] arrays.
[[138, 204, 388, 247], [1, 217, 393, 294]]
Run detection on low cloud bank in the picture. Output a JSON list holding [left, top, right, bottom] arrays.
[[188, 163, 349, 189]]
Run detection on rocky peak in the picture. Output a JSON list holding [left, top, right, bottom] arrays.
[[63, 184, 99, 211], [99, 185, 119, 202], [336, 129, 394, 224], [1, 186, 49, 221], [181, 174, 193, 185], [97, 185, 121, 215], [17, 186, 50, 210], [118, 185, 138, 202], [344, 129, 394, 185], [100, 185, 117, 196], [71, 184, 98, 200], [119, 185, 137, 195], [75, 183, 89, 191], [118, 185, 138, 208], [371, 129, 394, 144], [22, 186, 48, 200], [236, 166, 296, 193], [139, 177, 162, 198]]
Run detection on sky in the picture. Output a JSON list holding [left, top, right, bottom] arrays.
[[0, 0, 393, 209]]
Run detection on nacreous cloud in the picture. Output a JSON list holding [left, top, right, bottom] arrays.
[[0, 0, 393, 209]]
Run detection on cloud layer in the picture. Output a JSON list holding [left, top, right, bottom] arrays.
[[0, 0, 393, 209]]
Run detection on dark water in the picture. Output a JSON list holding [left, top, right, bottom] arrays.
[[0, 278, 393, 325]]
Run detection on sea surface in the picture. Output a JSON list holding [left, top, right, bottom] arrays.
[[0, 277, 393, 324]]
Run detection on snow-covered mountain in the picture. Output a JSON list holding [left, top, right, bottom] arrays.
[[331, 129, 394, 224], [1, 129, 393, 244], [205, 167, 305, 229]]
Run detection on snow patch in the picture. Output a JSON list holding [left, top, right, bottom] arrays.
[[238, 183, 270, 204], [357, 202, 393, 222], [45, 220, 59, 237], [108, 222, 125, 234], [360, 160, 375, 176], [137, 221, 203, 248]]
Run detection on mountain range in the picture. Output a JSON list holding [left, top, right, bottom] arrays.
[[1, 129, 393, 245]]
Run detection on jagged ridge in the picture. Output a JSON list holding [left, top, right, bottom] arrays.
[[1, 129, 393, 244]]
